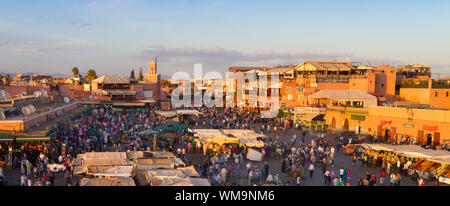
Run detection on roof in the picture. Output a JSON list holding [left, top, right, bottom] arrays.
[[358, 144, 450, 164], [267, 66, 296, 74], [229, 66, 265, 72], [93, 75, 130, 84], [177, 109, 201, 115], [81, 177, 135, 186], [103, 89, 136, 96], [296, 61, 355, 72], [309, 90, 377, 100]]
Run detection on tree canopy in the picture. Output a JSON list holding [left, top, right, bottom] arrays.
[[138, 68, 144, 81], [72, 67, 80, 76], [85, 69, 98, 82], [130, 69, 136, 79]]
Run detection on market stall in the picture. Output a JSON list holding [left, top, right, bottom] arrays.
[[80, 177, 136, 186]]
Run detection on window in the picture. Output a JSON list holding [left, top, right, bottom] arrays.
[[381, 84, 384, 88], [287, 94, 293, 101], [435, 91, 438, 97], [447, 91, 449, 97]]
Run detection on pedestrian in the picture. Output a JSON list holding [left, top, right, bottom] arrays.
[[380, 169, 386, 185], [308, 163, 315, 179]]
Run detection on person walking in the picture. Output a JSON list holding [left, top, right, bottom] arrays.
[[308, 163, 315, 179], [380, 170, 386, 185]]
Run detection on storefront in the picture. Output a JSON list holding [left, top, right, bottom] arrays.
[[367, 106, 449, 148]]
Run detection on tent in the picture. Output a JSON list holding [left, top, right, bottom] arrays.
[[138, 130, 159, 136], [171, 124, 189, 131], [247, 148, 263, 161], [153, 125, 170, 131]]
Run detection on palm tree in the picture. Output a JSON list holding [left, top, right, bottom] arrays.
[[72, 67, 80, 76]]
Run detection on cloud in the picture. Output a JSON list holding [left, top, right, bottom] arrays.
[[68, 20, 93, 27], [2, 35, 88, 55], [131, 46, 404, 75]]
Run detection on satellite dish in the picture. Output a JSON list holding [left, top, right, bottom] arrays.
[[28, 105, 36, 113], [22, 92, 27, 96], [89, 95, 93, 99], [33, 91, 40, 98], [94, 91, 99, 96], [18, 94, 23, 99], [22, 107, 31, 116], [0, 111, 5, 120], [0, 96, 6, 101], [64, 97, 70, 104]]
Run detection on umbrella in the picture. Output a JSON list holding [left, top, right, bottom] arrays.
[[138, 130, 159, 136], [171, 124, 189, 131], [153, 125, 170, 131]]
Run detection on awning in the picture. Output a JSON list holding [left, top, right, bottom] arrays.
[[0, 135, 50, 142], [300, 113, 325, 122], [113, 102, 145, 107]]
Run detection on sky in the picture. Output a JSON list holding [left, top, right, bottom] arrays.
[[0, 0, 449, 78]]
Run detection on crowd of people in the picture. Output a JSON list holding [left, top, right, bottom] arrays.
[[0, 105, 438, 186]]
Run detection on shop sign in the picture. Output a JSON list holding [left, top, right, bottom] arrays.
[[351, 115, 365, 121], [423, 125, 438, 131], [403, 123, 415, 128], [380, 120, 392, 126]]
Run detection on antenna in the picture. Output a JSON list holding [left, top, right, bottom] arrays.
[[64, 97, 70, 104]]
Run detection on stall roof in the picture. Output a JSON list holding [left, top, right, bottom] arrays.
[[188, 178, 211, 186], [177, 166, 199, 177], [155, 111, 177, 118], [82, 158, 133, 166], [150, 151, 177, 159], [151, 177, 193, 186], [89, 166, 134, 177], [359, 144, 450, 164], [81, 177, 136, 186], [177, 109, 202, 115], [84, 152, 127, 160]]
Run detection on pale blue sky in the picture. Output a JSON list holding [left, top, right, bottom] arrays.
[[0, 0, 449, 77]]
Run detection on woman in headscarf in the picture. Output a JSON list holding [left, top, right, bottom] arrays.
[[330, 171, 336, 186]]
